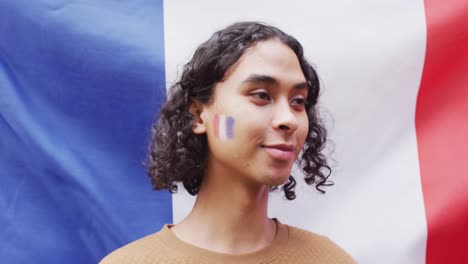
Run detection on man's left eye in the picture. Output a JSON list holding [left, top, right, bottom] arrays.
[[291, 97, 306, 106]]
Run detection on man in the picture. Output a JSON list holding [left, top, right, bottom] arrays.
[[101, 21, 356, 263]]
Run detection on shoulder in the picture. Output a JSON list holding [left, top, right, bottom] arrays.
[[285, 225, 357, 263], [288, 225, 331, 244], [99, 231, 170, 264]]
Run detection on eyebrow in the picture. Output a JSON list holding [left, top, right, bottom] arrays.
[[242, 74, 308, 90]]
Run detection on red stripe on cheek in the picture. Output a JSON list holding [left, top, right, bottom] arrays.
[[416, 1, 468, 263], [214, 114, 219, 138]]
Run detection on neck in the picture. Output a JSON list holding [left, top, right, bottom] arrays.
[[170, 160, 277, 254]]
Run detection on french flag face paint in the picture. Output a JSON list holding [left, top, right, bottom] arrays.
[[213, 114, 235, 140]]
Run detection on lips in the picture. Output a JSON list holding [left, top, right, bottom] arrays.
[[261, 143, 295, 161]]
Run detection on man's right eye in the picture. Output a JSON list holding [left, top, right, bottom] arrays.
[[251, 91, 271, 101]]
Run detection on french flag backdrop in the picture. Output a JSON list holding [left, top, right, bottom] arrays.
[[0, 0, 466, 263]]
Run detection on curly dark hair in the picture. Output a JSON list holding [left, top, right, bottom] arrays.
[[147, 21, 333, 200]]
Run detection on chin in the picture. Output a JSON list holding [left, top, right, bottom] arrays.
[[264, 172, 291, 186]]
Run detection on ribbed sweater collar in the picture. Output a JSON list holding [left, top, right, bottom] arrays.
[[157, 218, 289, 264]]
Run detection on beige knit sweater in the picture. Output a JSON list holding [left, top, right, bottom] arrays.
[[100, 219, 356, 263]]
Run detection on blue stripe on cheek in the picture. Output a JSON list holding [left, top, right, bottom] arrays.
[[226, 116, 235, 139]]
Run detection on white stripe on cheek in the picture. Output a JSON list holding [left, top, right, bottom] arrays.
[[219, 115, 226, 140]]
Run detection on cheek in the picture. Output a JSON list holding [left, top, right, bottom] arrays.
[[299, 115, 310, 143], [232, 112, 265, 142], [235, 103, 271, 134], [211, 114, 235, 140], [210, 113, 264, 157]]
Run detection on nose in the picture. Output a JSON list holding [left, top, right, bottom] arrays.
[[272, 101, 299, 133]]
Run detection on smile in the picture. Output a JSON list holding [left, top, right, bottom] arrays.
[[261, 144, 295, 161]]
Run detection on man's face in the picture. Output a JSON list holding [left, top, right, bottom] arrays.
[[198, 39, 309, 187]]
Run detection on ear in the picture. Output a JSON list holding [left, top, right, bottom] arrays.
[[189, 99, 207, 134]]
